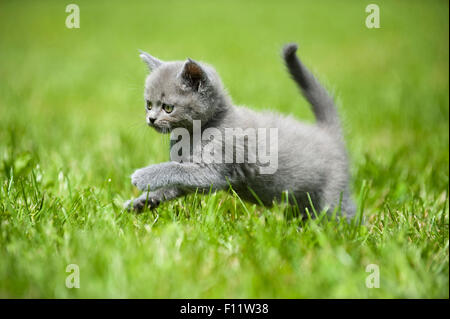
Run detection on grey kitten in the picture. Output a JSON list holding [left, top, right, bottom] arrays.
[[125, 43, 356, 218]]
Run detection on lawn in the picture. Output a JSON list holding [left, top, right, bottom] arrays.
[[0, 0, 448, 298]]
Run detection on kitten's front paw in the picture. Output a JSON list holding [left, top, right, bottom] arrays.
[[123, 199, 133, 211], [131, 168, 150, 191], [125, 196, 160, 213]]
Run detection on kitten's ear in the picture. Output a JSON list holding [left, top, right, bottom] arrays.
[[179, 58, 208, 92], [139, 50, 163, 72]]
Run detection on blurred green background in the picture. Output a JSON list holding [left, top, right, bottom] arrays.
[[0, 0, 448, 298]]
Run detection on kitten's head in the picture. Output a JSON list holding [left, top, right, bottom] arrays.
[[139, 51, 230, 133]]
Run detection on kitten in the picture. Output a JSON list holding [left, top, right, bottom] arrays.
[[125, 43, 356, 218]]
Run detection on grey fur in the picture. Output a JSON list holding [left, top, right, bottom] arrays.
[[139, 50, 163, 71], [283, 44, 340, 132], [125, 43, 355, 218]]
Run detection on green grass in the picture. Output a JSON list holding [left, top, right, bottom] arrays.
[[0, 0, 448, 298]]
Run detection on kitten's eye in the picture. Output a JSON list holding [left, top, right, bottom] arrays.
[[162, 103, 174, 113], [146, 100, 152, 110]]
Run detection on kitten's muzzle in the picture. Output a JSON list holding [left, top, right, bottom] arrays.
[[149, 120, 171, 134]]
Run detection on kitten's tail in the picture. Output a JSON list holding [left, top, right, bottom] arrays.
[[282, 43, 340, 133]]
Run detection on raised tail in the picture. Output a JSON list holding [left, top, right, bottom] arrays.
[[282, 43, 340, 132]]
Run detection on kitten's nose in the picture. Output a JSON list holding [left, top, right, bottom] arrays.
[[148, 117, 156, 124]]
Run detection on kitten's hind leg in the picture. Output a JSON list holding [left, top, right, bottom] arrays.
[[124, 187, 186, 213]]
